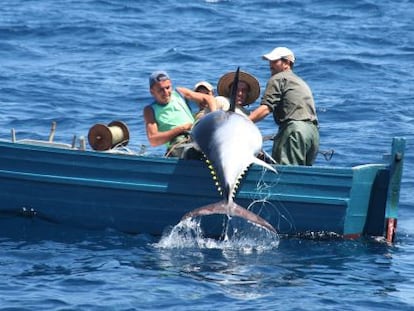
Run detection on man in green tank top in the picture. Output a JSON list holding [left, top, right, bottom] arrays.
[[249, 47, 320, 166], [143, 71, 216, 158]]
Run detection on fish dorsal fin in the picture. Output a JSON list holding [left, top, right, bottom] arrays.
[[229, 67, 240, 112]]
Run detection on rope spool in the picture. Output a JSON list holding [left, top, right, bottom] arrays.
[[88, 120, 130, 151]]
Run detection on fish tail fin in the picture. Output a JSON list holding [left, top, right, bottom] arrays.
[[182, 200, 276, 233]]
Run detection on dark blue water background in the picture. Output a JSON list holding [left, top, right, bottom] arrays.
[[1, 0, 413, 310]]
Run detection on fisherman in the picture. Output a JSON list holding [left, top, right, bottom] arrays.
[[192, 81, 215, 120], [194, 80, 214, 96], [143, 71, 216, 158], [249, 47, 319, 166], [192, 71, 260, 118], [215, 70, 261, 116]]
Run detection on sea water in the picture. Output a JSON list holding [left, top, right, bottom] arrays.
[[0, 0, 413, 310]]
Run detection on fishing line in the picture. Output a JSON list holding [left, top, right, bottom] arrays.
[[246, 166, 297, 233]]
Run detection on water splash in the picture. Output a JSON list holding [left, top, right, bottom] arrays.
[[155, 217, 279, 253]]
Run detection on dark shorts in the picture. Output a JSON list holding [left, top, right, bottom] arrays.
[[272, 120, 320, 166]]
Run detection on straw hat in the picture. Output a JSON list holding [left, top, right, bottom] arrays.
[[217, 71, 260, 105]]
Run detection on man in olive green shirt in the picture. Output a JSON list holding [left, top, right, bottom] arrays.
[[249, 47, 319, 166]]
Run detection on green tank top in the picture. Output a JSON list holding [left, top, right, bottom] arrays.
[[151, 90, 195, 146]]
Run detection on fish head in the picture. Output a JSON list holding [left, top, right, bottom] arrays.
[[192, 109, 276, 203]]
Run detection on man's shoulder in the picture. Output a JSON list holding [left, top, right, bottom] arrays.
[[145, 101, 161, 115], [268, 71, 290, 82], [144, 101, 157, 109], [276, 70, 295, 78], [274, 70, 306, 84], [143, 104, 155, 115], [172, 89, 186, 100]]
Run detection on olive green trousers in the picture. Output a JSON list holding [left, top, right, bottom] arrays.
[[272, 120, 319, 166]]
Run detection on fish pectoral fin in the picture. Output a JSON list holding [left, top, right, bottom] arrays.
[[252, 157, 277, 173], [181, 201, 277, 233]]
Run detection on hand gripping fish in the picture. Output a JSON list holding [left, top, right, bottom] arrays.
[[181, 68, 277, 233]]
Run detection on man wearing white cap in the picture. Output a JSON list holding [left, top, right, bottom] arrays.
[[193, 81, 215, 119], [249, 47, 319, 166]]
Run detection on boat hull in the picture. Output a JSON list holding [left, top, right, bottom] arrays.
[[0, 138, 405, 239]]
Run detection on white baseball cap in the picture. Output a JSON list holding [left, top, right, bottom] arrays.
[[193, 81, 214, 92], [262, 47, 295, 63]]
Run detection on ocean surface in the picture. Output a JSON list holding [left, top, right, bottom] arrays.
[[1, 0, 413, 310]]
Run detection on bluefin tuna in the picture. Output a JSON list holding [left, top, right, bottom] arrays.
[[181, 108, 277, 233]]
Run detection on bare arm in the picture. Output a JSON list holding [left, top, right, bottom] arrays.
[[143, 105, 192, 147], [176, 87, 216, 112], [249, 105, 272, 123]]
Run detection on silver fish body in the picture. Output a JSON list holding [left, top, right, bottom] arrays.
[[183, 109, 277, 233]]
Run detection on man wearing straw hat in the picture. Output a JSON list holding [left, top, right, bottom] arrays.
[[215, 70, 261, 116], [191, 72, 260, 118], [249, 47, 319, 166]]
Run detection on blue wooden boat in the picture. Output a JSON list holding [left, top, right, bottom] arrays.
[[0, 135, 405, 242]]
